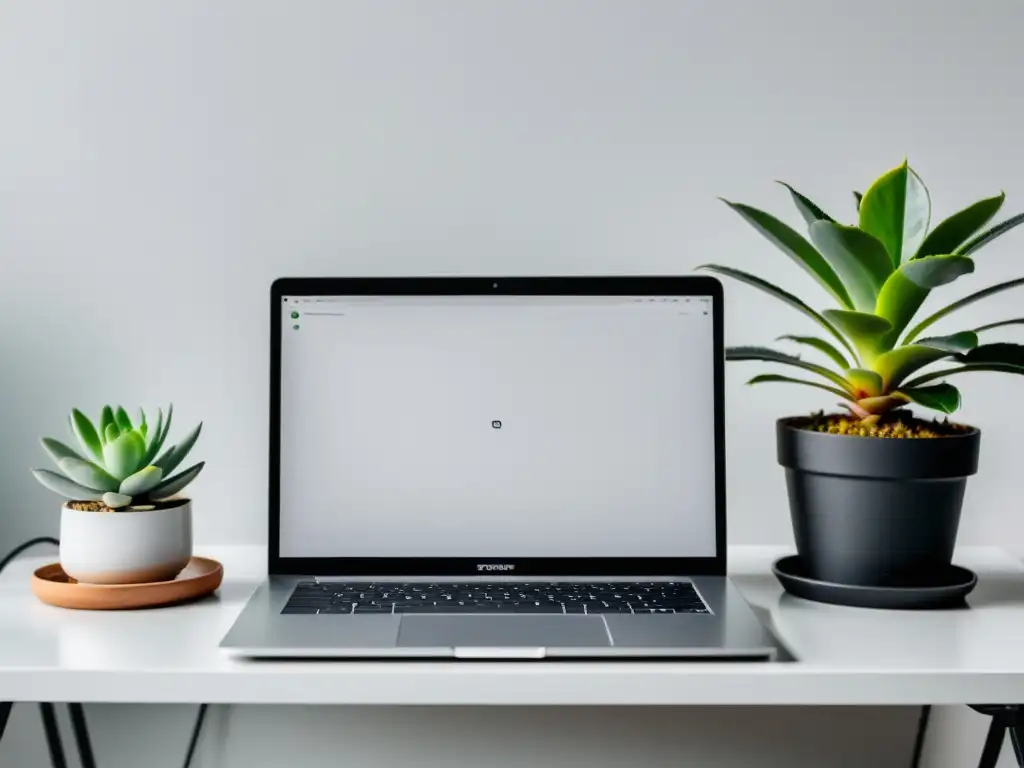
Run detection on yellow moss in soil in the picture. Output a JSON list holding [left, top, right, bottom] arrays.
[[798, 413, 969, 439]]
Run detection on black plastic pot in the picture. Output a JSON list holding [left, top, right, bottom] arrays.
[[777, 417, 981, 587]]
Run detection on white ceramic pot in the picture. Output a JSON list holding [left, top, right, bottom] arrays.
[[59, 500, 193, 584]]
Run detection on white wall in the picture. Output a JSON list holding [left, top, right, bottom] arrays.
[[2, 1, 1023, 766]]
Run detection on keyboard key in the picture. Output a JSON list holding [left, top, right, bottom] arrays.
[[354, 605, 392, 614], [282, 606, 318, 614]]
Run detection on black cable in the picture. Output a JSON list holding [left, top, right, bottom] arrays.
[[909, 704, 931, 768], [0, 536, 58, 574], [183, 703, 209, 768]]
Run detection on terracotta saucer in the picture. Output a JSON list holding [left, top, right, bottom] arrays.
[[31, 556, 223, 610]]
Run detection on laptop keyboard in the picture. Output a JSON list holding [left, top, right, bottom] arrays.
[[282, 581, 710, 615]]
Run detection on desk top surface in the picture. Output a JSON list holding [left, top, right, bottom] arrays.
[[2, 545, 1023, 705]]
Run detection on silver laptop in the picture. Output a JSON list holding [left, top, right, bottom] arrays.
[[221, 276, 775, 659]]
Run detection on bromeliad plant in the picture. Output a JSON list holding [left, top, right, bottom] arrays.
[[702, 161, 1024, 431], [32, 404, 204, 510]]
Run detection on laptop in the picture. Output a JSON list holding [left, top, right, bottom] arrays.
[[221, 276, 776, 659]]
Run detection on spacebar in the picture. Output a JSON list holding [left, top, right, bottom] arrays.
[[395, 604, 560, 614]]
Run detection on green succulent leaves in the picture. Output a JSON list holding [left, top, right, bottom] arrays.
[[709, 161, 1024, 420], [32, 404, 204, 509]]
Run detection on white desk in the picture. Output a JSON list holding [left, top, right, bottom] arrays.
[[1, 546, 1023, 707]]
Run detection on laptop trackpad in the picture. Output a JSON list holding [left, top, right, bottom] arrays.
[[397, 615, 610, 655]]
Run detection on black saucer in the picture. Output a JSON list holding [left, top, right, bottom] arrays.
[[772, 555, 977, 610]]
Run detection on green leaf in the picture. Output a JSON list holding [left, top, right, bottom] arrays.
[[745, 373, 852, 400], [975, 318, 1024, 335], [898, 383, 962, 414], [821, 309, 893, 363], [720, 200, 854, 308], [915, 193, 1005, 259], [31, 469, 105, 501], [845, 368, 883, 397], [40, 437, 86, 468], [905, 364, 1024, 388], [114, 406, 132, 433], [726, 346, 853, 392], [872, 344, 956, 390], [98, 406, 115, 445], [119, 465, 164, 496], [142, 407, 165, 465], [697, 265, 857, 359], [777, 182, 834, 226], [154, 422, 203, 476], [159, 403, 174, 448], [57, 457, 120, 492], [809, 221, 893, 311], [138, 408, 148, 439], [903, 277, 1024, 343], [149, 461, 205, 500], [71, 409, 104, 463], [900, 254, 975, 288], [957, 211, 1024, 256], [853, 191, 863, 211], [858, 161, 930, 265], [104, 422, 120, 444], [775, 335, 850, 369], [102, 430, 145, 481], [102, 492, 132, 509], [961, 342, 1024, 367], [914, 331, 979, 354]]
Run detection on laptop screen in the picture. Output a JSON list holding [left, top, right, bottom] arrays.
[[278, 294, 717, 560]]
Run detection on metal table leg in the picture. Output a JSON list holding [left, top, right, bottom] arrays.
[[69, 703, 97, 768], [0, 702, 11, 744], [972, 704, 1024, 768], [38, 702, 68, 768]]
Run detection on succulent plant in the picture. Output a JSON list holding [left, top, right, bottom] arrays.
[[702, 160, 1024, 425], [32, 404, 204, 510]]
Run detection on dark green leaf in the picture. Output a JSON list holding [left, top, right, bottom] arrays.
[[697, 264, 856, 359], [858, 162, 931, 265], [853, 191, 863, 211], [720, 200, 853, 307], [903, 277, 1024, 343], [956, 211, 1024, 256], [777, 182, 834, 226], [914, 331, 978, 354], [809, 221, 893, 311], [726, 346, 853, 392], [873, 344, 956, 390], [746, 374, 852, 401], [975, 318, 1024, 335], [905, 364, 1024, 388], [98, 406, 115, 445], [154, 422, 203, 476], [31, 469, 105, 501], [900, 254, 974, 288], [915, 193, 1004, 259], [821, 309, 893, 363], [961, 342, 1024, 367], [71, 409, 103, 463], [898, 383, 961, 414], [149, 461, 205, 500], [114, 406, 132, 433], [775, 335, 850, 369]]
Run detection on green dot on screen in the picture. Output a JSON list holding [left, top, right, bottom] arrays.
[[293, 324, 300, 330], [291, 311, 299, 319]]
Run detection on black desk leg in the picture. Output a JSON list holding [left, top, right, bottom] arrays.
[[0, 702, 11, 744], [68, 703, 97, 768], [972, 705, 1024, 768], [38, 702, 68, 768]]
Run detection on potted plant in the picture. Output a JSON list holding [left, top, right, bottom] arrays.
[[702, 161, 1024, 588], [31, 404, 205, 584]]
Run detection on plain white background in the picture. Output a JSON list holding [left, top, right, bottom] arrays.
[[1, 0, 1022, 765]]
